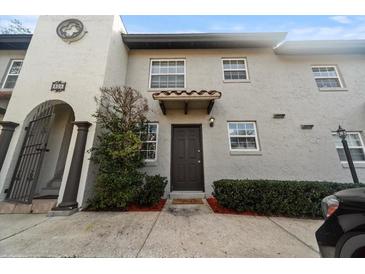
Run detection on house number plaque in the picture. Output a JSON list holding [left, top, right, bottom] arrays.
[[51, 81, 66, 92]]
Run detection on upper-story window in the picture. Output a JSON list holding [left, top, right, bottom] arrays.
[[1, 60, 23, 89], [312, 65, 343, 89], [149, 59, 185, 89], [227, 121, 259, 151], [222, 58, 249, 81], [332, 132, 365, 163]]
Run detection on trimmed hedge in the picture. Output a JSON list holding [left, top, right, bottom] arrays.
[[135, 175, 168, 206], [213, 179, 364, 218]]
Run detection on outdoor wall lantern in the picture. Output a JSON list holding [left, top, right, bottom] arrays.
[[209, 117, 215, 127], [336, 125, 360, 184]]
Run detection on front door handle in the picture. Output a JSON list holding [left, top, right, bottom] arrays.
[[197, 160, 201, 163]]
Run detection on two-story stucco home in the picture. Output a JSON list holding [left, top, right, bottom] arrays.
[[0, 15, 365, 213]]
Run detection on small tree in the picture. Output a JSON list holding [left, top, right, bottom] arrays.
[[89, 86, 149, 209], [0, 19, 31, 34]]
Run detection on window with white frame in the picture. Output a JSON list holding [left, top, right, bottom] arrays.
[[140, 123, 158, 161], [222, 58, 248, 81], [149, 59, 185, 89], [312, 66, 343, 89], [227, 121, 259, 151], [1, 60, 23, 89], [332, 132, 365, 162]]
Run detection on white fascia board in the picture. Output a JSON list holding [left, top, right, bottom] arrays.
[[274, 40, 365, 55]]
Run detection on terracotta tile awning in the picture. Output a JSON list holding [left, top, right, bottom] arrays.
[[152, 90, 222, 115]]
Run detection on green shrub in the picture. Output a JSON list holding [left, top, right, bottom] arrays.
[[213, 179, 364, 217], [88, 131, 145, 210], [88, 86, 148, 210], [136, 175, 168, 206]]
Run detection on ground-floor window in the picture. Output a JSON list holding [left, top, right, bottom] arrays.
[[140, 122, 159, 161], [227, 121, 259, 151], [332, 132, 365, 162]]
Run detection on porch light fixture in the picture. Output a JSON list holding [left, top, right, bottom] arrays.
[[336, 125, 347, 140], [209, 117, 215, 127], [336, 125, 359, 184]]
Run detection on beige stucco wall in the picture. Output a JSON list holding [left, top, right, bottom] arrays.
[[125, 48, 365, 195], [0, 16, 128, 206], [82, 16, 130, 205]]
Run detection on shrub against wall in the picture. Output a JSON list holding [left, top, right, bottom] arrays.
[[213, 179, 363, 217], [136, 175, 168, 206], [89, 86, 149, 210]]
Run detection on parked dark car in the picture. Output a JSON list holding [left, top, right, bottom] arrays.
[[316, 187, 365, 257]]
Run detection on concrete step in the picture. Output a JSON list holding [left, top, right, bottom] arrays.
[[0, 199, 57, 214], [164, 199, 213, 216], [13, 203, 33, 214], [0, 201, 16, 214], [169, 191, 206, 199], [32, 199, 57, 214]]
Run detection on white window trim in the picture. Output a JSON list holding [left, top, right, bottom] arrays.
[[312, 65, 344, 90], [332, 131, 365, 163], [148, 59, 186, 90], [1, 59, 23, 89], [221, 57, 250, 82], [227, 121, 260, 152], [141, 122, 159, 162]]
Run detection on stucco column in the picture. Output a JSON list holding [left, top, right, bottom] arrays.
[[57, 121, 92, 209], [0, 121, 19, 171]]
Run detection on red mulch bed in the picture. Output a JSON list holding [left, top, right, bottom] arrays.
[[207, 197, 259, 216], [127, 199, 166, 212]]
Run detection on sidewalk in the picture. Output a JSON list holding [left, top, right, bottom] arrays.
[[0, 200, 322, 257]]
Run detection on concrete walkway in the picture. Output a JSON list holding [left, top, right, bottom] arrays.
[[0, 200, 322, 257]]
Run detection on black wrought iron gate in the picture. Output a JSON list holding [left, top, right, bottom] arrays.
[[7, 102, 55, 203]]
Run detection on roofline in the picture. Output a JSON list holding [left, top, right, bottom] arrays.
[[122, 32, 287, 49], [0, 34, 32, 50], [0, 33, 363, 54], [274, 40, 365, 55], [122, 32, 287, 38]]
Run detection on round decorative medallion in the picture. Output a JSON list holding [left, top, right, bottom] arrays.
[[56, 19, 87, 43]]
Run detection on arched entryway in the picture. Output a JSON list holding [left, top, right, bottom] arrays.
[[6, 100, 75, 204]]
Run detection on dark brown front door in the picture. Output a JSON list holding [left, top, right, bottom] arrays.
[[171, 125, 204, 191]]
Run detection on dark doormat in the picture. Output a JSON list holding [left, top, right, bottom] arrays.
[[172, 198, 204, 205]]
